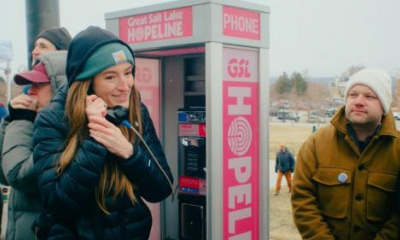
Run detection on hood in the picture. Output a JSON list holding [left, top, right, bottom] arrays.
[[37, 50, 68, 94]]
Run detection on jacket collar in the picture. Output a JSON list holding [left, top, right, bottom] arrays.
[[50, 83, 68, 106], [331, 106, 397, 138]]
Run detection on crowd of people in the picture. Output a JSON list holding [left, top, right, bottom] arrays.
[[0, 25, 173, 240]]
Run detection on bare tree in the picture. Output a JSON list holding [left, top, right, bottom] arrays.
[[304, 82, 332, 117], [341, 65, 365, 78]]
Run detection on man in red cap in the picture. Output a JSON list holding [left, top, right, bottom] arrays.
[[12, 62, 52, 114], [0, 51, 67, 240]]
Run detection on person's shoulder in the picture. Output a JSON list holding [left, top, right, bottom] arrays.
[[312, 123, 336, 137], [299, 124, 336, 151], [37, 86, 67, 123]]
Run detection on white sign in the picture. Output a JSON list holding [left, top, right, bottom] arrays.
[[0, 40, 13, 62]]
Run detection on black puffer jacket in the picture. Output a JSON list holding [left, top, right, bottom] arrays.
[[33, 84, 173, 240]]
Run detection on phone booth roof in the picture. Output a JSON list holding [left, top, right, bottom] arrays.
[[105, 0, 269, 54]]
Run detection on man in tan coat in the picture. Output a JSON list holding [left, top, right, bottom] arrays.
[[291, 69, 400, 240]]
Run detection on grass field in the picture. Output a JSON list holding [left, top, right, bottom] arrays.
[[269, 122, 318, 160], [269, 186, 301, 240], [268, 122, 320, 240]]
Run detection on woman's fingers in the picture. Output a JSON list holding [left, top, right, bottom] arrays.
[[86, 95, 107, 118], [88, 115, 114, 128], [10, 94, 35, 109], [88, 115, 133, 158]]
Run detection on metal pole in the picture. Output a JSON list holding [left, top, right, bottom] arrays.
[[25, 0, 60, 68], [6, 61, 11, 103]]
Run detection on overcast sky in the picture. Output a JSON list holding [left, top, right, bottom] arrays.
[[1, 0, 400, 77]]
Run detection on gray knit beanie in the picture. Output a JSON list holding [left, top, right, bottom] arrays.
[[36, 27, 72, 50]]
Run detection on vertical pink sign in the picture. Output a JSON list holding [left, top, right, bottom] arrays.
[[135, 58, 161, 240], [119, 7, 193, 43], [223, 48, 259, 239], [135, 58, 160, 135], [223, 6, 260, 40]]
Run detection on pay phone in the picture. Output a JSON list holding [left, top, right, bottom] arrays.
[[178, 108, 206, 240]]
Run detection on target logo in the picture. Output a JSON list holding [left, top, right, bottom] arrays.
[[132, 27, 145, 41], [228, 116, 252, 156]]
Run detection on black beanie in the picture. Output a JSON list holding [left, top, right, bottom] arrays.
[[36, 27, 72, 50], [66, 26, 135, 86]]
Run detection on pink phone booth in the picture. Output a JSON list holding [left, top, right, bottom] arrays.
[[106, 1, 269, 239]]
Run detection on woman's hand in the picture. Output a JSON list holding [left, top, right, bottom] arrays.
[[88, 115, 134, 159], [10, 94, 37, 111], [85, 95, 107, 118]]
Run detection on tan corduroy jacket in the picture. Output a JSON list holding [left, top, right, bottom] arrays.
[[292, 107, 400, 240]]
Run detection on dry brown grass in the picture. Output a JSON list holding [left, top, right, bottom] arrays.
[[268, 122, 322, 240], [269, 186, 301, 240], [269, 122, 316, 160]]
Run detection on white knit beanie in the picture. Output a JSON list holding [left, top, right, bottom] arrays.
[[344, 69, 392, 115]]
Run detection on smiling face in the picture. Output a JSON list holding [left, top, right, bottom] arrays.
[[345, 84, 384, 126], [92, 62, 134, 108]]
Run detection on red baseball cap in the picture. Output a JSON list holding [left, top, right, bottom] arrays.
[[14, 62, 50, 85]]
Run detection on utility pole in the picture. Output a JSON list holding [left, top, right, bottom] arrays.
[[25, 0, 60, 68], [5, 62, 11, 103]]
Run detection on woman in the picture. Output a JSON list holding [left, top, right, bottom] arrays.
[[0, 50, 67, 240], [33, 26, 173, 240]]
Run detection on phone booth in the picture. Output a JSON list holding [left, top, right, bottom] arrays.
[[106, 0, 269, 239]]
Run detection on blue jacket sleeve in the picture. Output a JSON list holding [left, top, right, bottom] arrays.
[[115, 104, 173, 202], [33, 106, 108, 218]]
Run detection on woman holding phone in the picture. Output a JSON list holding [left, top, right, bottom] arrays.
[[33, 26, 173, 240]]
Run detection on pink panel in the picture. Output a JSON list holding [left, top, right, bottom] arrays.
[[135, 58, 161, 240], [135, 58, 160, 135], [223, 48, 259, 239], [223, 6, 261, 40], [141, 47, 205, 57], [119, 7, 193, 43]]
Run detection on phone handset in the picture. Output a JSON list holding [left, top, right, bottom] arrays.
[[105, 105, 131, 126], [106, 105, 176, 201]]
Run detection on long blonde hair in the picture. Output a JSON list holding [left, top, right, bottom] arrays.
[[58, 80, 143, 213]]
